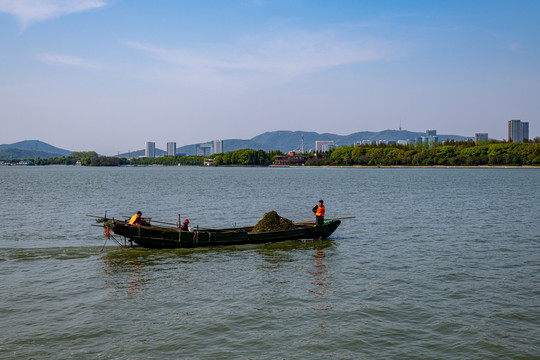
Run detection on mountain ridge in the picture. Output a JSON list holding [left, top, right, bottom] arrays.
[[1, 130, 472, 159], [0, 140, 72, 159]]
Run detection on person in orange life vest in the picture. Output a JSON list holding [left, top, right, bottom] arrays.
[[181, 219, 190, 231], [312, 200, 325, 226], [129, 211, 142, 225]]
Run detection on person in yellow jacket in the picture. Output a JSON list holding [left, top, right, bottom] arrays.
[[129, 211, 143, 225], [312, 200, 325, 226]]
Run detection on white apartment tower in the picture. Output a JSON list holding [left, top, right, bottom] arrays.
[[214, 140, 223, 154], [508, 120, 529, 143], [167, 142, 176, 156], [315, 141, 335, 152], [475, 133, 489, 143], [145, 142, 155, 158]]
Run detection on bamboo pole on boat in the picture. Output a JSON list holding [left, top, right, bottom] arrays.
[[86, 214, 107, 219], [294, 216, 356, 225]]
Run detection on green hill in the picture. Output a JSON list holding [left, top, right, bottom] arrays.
[[176, 139, 274, 155], [250, 130, 470, 153], [1, 131, 472, 160], [122, 130, 471, 156], [119, 148, 167, 158], [0, 140, 71, 157], [0, 140, 73, 160], [0, 148, 65, 160]]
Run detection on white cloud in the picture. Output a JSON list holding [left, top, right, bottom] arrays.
[[0, 0, 106, 28], [126, 29, 398, 83], [36, 52, 104, 69], [506, 42, 521, 52]]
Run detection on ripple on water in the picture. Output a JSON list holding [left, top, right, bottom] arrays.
[[1, 167, 539, 359]]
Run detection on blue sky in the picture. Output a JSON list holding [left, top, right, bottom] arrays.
[[1, 0, 538, 154]]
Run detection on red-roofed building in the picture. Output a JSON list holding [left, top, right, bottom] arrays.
[[273, 152, 325, 166]]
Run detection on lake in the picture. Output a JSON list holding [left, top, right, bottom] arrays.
[[1, 166, 539, 359]]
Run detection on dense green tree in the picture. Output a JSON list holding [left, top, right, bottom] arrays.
[[312, 142, 540, 167], [13, 142, 540, 167]]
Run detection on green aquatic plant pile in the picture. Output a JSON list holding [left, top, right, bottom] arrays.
[[251, 211, 296, 233]]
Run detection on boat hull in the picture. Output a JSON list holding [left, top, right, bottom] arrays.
[[105, 219, 341, 249]]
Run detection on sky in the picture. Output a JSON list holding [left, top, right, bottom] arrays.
[[0, 0, 539, 155]]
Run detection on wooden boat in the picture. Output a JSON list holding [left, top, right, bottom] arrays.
[[91, 216, 342, 249]]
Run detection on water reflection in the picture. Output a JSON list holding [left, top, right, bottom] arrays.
[[101, 251, 148, 297], [308, 249, 333, 314], [125, 260, 145, 296], [256, 239, 335, 261]]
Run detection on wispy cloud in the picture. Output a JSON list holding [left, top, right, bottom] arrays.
[[36, 52, 104, 69], [126, 29, 398, 82], [0, 0, 106, 28], [506, 42, 521, 52]]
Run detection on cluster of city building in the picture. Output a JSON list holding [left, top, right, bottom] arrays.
[[143, 139, 223, 158], [308, 129, 442, 151], [310, 120, 529, 150], [273, 120, 531, 166], [141, 120, 530, 160], [0, 160, 34, 166]]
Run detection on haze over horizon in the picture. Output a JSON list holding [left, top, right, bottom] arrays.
[[1, 0, 538, 155]]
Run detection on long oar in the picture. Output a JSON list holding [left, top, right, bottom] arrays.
[[86, 214, 107, 219], [119, 216, 181, 227], [294, 216, 355, 226], [295, 216, 355, 223]]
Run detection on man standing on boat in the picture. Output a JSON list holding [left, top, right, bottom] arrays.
[[129, 211, 142, 225], [181, 219, 190, 231], [312, 200, 325, 226]]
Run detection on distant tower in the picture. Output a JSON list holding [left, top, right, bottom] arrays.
[[167, 142, 176, 156], [301, 135, 304, 153], [196, 143, 212, 156], [523, 121, 529, 141], [399, 120, 402, 132], [213, 139, 223, 154], [508, 119, 529, 142], [315, 141, 335, 153], [145, 141, 155, 158], [475, 133, 489, 143]]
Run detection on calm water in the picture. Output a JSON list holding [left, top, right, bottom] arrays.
[[0, 166, 539, 359]]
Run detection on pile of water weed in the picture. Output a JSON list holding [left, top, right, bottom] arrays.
[[251, 211, 296, 233]]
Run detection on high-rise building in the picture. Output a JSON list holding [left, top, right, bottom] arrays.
[[475, 133, 488, 143], [213, 140, 223, 154], [315, 141, 334, 152], [508, 120, 529, 142], [417, 129, 438, 145], [522, 122, 529, 141], [196, 143, 212, 156], [145, 141, 155, 158], [508, 120, 521, 142], [167, 142, 176, 156]]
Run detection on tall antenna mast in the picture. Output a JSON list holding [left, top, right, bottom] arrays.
[[399, 120, 402, 132], [301, 135, 304, 153]]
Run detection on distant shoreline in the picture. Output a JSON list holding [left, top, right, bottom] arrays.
[[2, 164, 539, 169], [313, 165, 540, 169]]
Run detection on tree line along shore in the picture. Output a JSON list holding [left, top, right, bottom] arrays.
[[14, 139, 540, 167]]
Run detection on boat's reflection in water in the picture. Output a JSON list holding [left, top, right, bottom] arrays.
[[308, 249, 333, 310], [102, 252, 148, 297], [99, 239, 338, 348], [100, 238, 336, 300]]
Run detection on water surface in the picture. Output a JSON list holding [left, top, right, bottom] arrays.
[[1, 167, 539, 359]]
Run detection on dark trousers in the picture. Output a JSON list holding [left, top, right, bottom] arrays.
[[315, 216, 324, 226]]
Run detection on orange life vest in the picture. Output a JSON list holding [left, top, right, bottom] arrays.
[[315, 204, 325, 217], [129, 214, 141, 224]]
